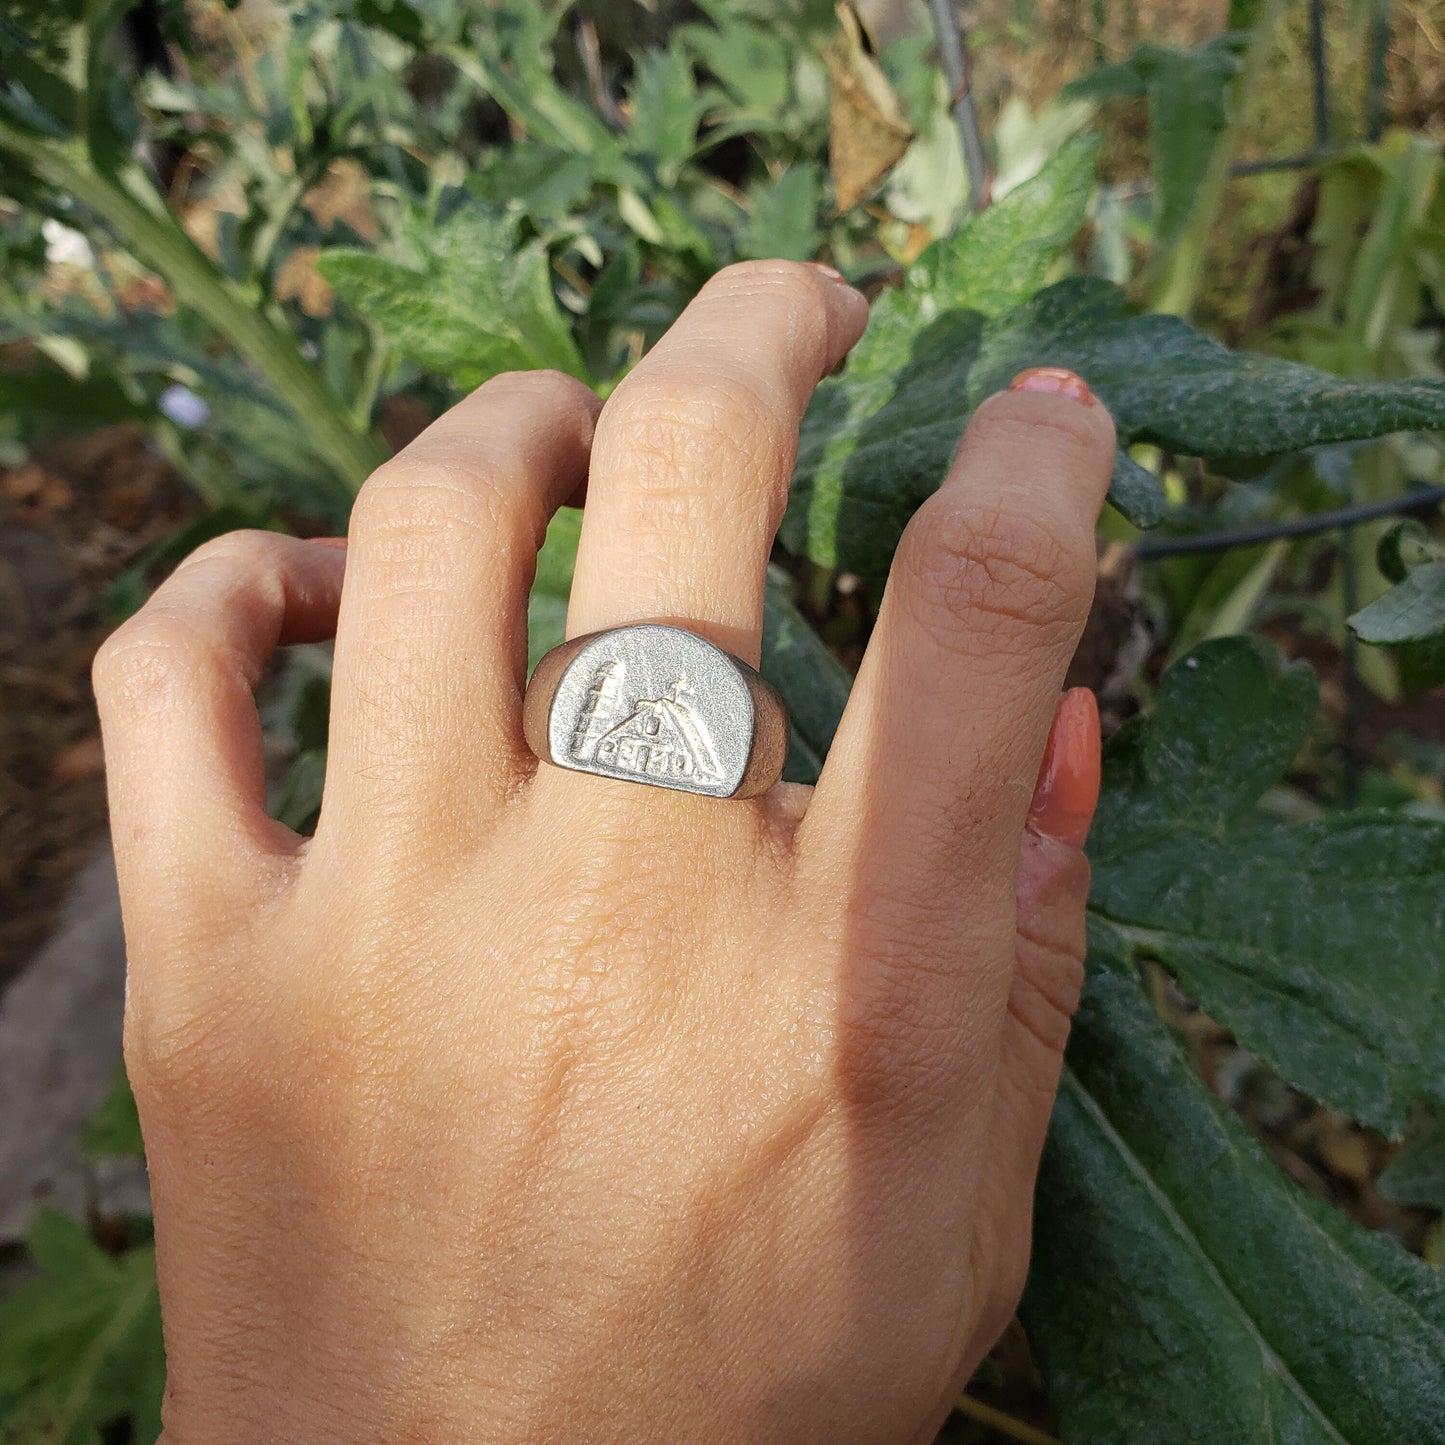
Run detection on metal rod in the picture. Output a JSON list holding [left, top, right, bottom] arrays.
[[926, 0, 991, 212], [1133, 484, 1445, 558]]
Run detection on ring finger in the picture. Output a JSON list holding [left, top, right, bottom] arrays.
[[565, 260, 868, 667]]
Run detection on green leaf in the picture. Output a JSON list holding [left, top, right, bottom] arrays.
[[627, 47, 708, 187], [1380, 1121, 1445, 1212], [1067, 36, 1246, 249], [527, 506, 582, 673], [1349, 561, 1445, 644], [320, 208, 587, 391], [1376, 519, 1438, 585], [1088, 636, 1445, 1134], [760, 569, 852, 784], [785, 274, 1445, 575], [740, 163, 823, 263], [0, 1213, 164, 1444], [680, 12, 792, 117], [906, 133, 1099, 319], [1399, 633, 1445, 697], [0, 368, 145, 427], [81, 1068, 143, 1160], [1023, 927, 1445, 1445]]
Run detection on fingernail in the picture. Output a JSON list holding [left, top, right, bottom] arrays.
[[307, 536, 349, 548], [806, 260, 848, 284], [1009, 367, 1098, 407], [1027, 688, 1101, 849]]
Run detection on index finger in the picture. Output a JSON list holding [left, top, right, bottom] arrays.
[[797, 371, 1115, 1068]]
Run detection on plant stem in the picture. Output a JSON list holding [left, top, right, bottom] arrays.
[[954, 1394, 1062, 1445], [1151, 0, 1284, 318], [926, 0, 991, 212], [0, 122, 385, 491]]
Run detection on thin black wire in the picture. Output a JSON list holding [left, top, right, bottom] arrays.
[[1133, 484, 1445, 558]]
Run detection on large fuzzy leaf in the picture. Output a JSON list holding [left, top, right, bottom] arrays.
[[320, 208, 587, 391], [1087, 636, 1445, 1135], [1024, 927, 1445, 1445], [784, 275, 1445, 575]]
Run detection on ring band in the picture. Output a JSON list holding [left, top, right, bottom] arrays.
[[523, 624, 789, 799]]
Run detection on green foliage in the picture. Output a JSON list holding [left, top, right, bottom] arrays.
[[1067, 33, 1248, 250], [1025, 920, 1445, 1445], [1381, 1121, 1445, 1212], [1089, 638, 1445, 1134], [321, 208, 588, 389], [786, 221, 1445, 570], [1025, 640, 1445, 1439], [0, 1213, 164, 1444]]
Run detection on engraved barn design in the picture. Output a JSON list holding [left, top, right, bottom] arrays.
[[570, 662, 722, 783]]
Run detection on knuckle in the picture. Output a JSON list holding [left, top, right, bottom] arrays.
[[173, 527, 282, 576], [471, 366, 595, 413], [702, 259, 833, 366], [92, 613, 208, 720], [350, 455, 520, 584], [601, 370, 790, 506], [707, 257, 833, 318], [123, 991, 245, 1116], [898, 497, 1095, 646], [1007, 943, 1085, 1055]]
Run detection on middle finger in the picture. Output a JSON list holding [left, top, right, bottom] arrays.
[[566, 261, 868, 667]]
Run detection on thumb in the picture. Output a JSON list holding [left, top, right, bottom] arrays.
[[967, 688, 1100, 1351]]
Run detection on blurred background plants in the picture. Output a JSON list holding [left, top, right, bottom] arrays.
[[2, 0, 1444, 1441]]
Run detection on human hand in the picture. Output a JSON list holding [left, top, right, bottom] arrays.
[[96, 261, 1115, 1443]]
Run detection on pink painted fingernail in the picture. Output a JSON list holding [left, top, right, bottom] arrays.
[[1009, 367, 1098, 406], [806, 261, 848, 283], [1027, 689, 1101, 850]]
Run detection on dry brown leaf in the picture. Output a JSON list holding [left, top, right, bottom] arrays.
[[303, 158, 380, 242], [274, 245, 336, 319], [824, 3, 914, 213]]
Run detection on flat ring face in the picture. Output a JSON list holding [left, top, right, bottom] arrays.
[[544, 625, 755, 797]]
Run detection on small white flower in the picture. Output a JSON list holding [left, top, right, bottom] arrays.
[[41, 219, 95, 269]]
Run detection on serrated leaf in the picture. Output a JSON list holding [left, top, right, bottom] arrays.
[[627, 47, 708, 187], [320, 209, 587, 392], [0, 1213, 163, 1444], [1380, 1121, 1445, 1211], [741, 163, 823, 262], [1088, 636, 1445, 1134], [785, 273, 1445, 574], [1349, 561, 1445, 644], [1023, 927, 1445, 1445], [1067, 36, 1246, 249]]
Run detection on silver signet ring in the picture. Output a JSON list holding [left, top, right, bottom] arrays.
[[523, 624, 789, 799]]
